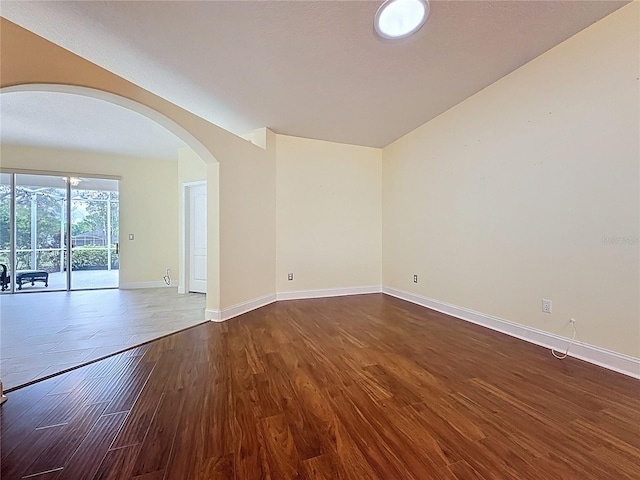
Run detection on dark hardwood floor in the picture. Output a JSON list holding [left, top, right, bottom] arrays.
[[1, 294, 639, 479]]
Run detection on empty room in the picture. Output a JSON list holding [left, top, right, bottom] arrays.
[[1, 1, 638, 479]]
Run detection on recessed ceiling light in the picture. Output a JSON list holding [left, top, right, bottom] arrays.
[[374, 0, 430, 40]]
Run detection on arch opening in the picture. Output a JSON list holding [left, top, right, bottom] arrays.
[[0, 84, 218, 164]]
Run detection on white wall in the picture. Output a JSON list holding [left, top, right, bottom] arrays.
[[276, 135, 382, 293], [0, 144, 180, 287], [382, 3, 640, 358]]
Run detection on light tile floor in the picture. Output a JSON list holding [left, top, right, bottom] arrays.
[[0, 288, 206, 390]]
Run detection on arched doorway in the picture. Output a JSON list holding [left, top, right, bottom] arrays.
[[0, 84, 219, 391]]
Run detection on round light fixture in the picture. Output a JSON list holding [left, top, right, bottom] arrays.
[[374, 0, 430, 40]]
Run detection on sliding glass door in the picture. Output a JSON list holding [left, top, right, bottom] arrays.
[[71, 178, 119, 289], [0, 171, 119, 293], [14, 174, 68, 291]]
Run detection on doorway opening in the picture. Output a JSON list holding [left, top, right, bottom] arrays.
[[183, 182, 207, 294], [0, 172, 120, 293]]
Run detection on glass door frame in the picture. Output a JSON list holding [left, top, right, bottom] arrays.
[[0, 168, 120, 293], [9, 173, 16, 294], [65, 177, 71, 291]]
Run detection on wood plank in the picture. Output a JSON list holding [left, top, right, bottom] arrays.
[[24, 401, 109, 477], [103, 360, 155, 414], [161, 382, 209, 479], [56, 411, 127, 480], [92, 445, 141, 480], [198, 453, 235, 480], [130, 390, 184, 477], [1, 423, 66, 479], [109, 350, 179, 449], [229, 391, 269, 479], [0, 391, 71, 459], [259, 414, 304, 480]]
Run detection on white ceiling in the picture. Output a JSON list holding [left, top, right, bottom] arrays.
[[0, 0, 628, 148], [0, 91, 187, 160]]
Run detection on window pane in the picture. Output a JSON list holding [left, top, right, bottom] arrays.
[[0, 173, 11, 272], [71, 177, 119, 289], [15, 174, 67, 291]]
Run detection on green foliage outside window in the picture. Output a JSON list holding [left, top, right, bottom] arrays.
[[72, 246, 119, 270], [0, 184, 119, 272]]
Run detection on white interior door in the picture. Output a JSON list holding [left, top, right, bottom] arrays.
[[188, 184, 207, 293]]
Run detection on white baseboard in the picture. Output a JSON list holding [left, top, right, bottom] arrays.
[[205, 309, 221, 322], [277, 285, 381, 301], [382, 287, 640, 379], [205, 286, 381, 323], [197, 283, 639, 379], [119, 281, 174, 290], [206, 293, 277, 323]]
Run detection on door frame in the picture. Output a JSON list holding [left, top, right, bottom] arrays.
[[179, 181, 207, 294]]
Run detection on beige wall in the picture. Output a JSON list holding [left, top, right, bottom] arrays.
[[0, 144, 179, 286], [276, 135, 382, 293], [177, 147, 207, 294], [219, 130, 276, 308], [1, 18, 277, 313], [177, 147, 207, 185], [382, 3, 640, 357], [207, 162, 221, 310]]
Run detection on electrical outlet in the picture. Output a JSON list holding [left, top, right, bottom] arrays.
[[542, 299, 552, 314], [413, 274, 418, 283], [128, 234, 134, 240], [287, 273, 294, 281]]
